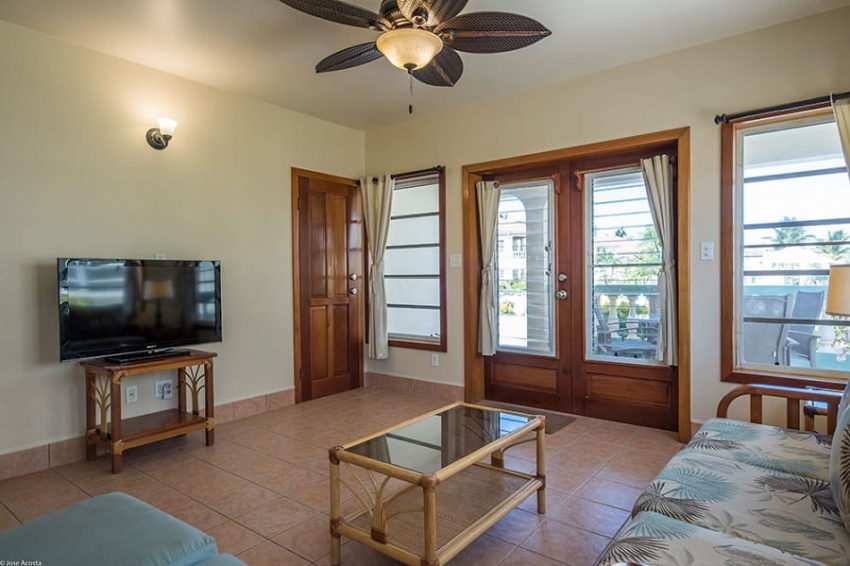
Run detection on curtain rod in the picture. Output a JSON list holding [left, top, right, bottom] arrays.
[[357, 166, 445, 185], [392, 166, 444, 180], [714, 91, 850, 124]]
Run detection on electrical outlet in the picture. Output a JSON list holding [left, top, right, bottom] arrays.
[[155, 380, 174, 400], [126, 385, 138, 404], [154, 252, 167, 260], [430, 353, 439, 367], [449, 254, 462, 268], [700, 242, 715, 261]]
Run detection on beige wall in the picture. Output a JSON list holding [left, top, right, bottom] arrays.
[[0, 21, 364, 454], [363, 7, 850, 424]]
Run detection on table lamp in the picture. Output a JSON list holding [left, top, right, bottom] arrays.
[[827, 265, 850, 317]]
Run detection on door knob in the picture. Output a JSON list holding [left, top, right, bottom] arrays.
[[556, 290, 568, 300], [558, 273, 568, 282], [349, 274, 359, 281], [349, 288, 358, 295]]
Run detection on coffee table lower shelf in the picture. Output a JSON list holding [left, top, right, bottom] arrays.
[[336, 463, 543, 566]]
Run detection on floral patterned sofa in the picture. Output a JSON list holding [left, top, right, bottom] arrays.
[[596, 383, 850, 566]]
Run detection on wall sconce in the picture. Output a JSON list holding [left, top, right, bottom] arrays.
[[146, 118, 178, 150]]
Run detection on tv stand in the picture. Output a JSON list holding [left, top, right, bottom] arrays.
[[104, 349, 190, 365], [81, 349, 216, 473]]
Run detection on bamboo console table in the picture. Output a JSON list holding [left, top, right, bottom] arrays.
[[82, 350, 216, 473], [328, 402, 545, 566]]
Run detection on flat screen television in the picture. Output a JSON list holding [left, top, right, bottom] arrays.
[[58, 258, 222, 362]]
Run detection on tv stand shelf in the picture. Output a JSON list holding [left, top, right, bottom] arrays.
[[81, 350, 217, 473]]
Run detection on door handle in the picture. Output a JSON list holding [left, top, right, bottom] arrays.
[[556, 290, 568, 300], [557, 273, 568, 282], [349, 274, 359, 281], [349, 288, 358, 295]]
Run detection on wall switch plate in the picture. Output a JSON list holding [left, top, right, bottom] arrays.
[[154, 252, 167, 260], [155, 380, 174, 400], [700, 242, 715, 261], [449, 254, 462, 269], [126, 385, 138, 404], [430, 353, 439, 367]]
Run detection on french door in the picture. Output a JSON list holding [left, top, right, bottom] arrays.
[[483, 151, 678, 430]]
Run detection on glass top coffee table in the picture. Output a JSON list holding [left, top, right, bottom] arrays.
[[328, 402, 546, 566]]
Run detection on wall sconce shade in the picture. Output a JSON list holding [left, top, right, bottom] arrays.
[[827, 264, 850, 316], [146, 117, 178, 150]]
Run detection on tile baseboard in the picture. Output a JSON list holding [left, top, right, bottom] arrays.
[[0, 388, 295, 482], [364, 372, 464, 402]]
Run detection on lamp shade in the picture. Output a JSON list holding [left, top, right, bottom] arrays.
[[157, 118, 177, 137], [376, 28, 443, 71], [826, 264, 850, 316], [143, 280, 175, 301]]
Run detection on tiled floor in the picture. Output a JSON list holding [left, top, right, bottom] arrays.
[[0, 388, 682, 565]]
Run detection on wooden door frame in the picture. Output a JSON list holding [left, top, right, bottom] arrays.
[[461, 128, 693, 441], [291, 167, 364, 403]]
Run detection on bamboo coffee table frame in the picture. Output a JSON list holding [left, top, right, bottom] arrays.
[[328, 402, 545, 566]]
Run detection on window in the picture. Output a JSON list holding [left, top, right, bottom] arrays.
[[495, 179, 555, 356], [383, 169, 446, 351], [586, 167, 663, 363], [722, 110, 850, 384]]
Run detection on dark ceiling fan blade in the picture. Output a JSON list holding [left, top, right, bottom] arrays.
[[278, 0, 385, 29], [412, 47, 463, 87], [436, 12, 551, 53], [316, 43, 383, 73], [397, 0, 468, 27]]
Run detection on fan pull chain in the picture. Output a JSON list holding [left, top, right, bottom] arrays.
[[408, 70, 414, 115]]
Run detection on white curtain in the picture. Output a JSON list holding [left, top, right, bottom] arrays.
[[834, 97, 850, 179], [361, 175, 394, 360], [641, 155, 678, 365], [476, 180, 501, 355]]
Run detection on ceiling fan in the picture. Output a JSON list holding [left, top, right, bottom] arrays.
[[278, 0, 552, 88]]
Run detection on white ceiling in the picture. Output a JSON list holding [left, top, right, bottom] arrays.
[[1, 0, 848, 130]]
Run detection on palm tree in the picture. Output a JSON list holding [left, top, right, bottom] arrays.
[[769, 216, 813, 249], [818, 229, 850, 262]]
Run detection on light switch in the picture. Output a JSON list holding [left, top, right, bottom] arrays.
[[449, 254, 462, 268], [700, 242, 715, 261]]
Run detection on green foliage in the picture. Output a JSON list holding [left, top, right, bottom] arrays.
[[768, 216, 814, 249], [623, 227, 663, 284], [818, 229, 850, 262]]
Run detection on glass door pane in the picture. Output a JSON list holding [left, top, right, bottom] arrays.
[[495, 180, 556, 356], [585, 167, 663, 363]]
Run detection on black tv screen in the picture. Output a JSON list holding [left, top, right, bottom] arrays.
[[58, 258, 222, 361]]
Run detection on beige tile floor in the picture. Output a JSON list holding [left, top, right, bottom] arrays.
[[0, 388, 683, 566]]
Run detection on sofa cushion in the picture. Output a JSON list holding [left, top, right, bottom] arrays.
[[195, 555, 247, 566], [0, 492, 218, 566], [596, 511, 827, 566], [684, 418, 832, 480], [830, 406, 850, 531], [632, 450, 850, 565], [839, 381, 850, 415]]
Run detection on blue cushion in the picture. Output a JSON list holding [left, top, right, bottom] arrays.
[[0, 492, 217, 566], [195, 554, 247, 566]]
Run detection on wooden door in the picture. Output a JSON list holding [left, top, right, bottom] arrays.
[[293, 169, 363, 402], [484, 166, 574, 411], [570, 151, 678, 430]]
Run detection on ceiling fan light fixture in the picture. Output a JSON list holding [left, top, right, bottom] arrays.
[[376, 28, 443, 71]]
